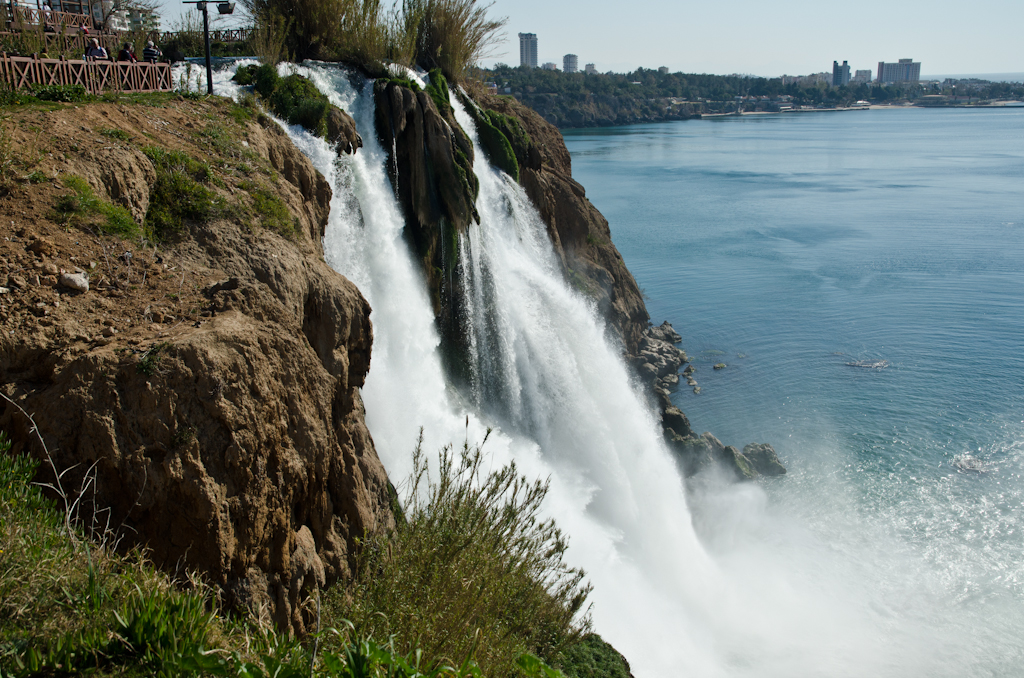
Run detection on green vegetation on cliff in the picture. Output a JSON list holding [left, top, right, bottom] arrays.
[[0, 433, 584, 677], [328, 435, 591, 677]]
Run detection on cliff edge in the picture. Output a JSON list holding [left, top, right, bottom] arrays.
[[0, 96, 394, 633]]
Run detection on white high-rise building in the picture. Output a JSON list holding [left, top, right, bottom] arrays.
[[519, 33, 538, 68], [876, 59, 921, 84], [563, 54, 578, 73], [585, 63, 596, 75]]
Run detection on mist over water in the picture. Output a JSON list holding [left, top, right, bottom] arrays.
[[208, 61, 1024, 676]]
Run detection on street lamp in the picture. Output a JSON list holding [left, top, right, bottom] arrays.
[[182, 0, 234, 95]]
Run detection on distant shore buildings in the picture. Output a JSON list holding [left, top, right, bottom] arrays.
[[563, 54, 578, 73], [851, 69, 872, 85], [518, 32, 538, 68], [832, 60, 851, 87], [585, 63, 597, 75], [877, 59, 921, 84]]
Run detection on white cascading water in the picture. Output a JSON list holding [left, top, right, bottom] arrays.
[[203, 61, 991, 677]]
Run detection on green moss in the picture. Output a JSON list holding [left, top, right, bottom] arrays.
[[425, 68, 451, 114], [383, 76, 421, 92], [478, 119, 518, 180], [453, 145, 479, 201]]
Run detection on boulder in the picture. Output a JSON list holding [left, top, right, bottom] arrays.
[[58, 272, 89, 293], [325, 107, 363, 156], [743, 443, 787, 476]]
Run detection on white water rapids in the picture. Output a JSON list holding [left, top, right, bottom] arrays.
[[202, 61, 1023, 677]]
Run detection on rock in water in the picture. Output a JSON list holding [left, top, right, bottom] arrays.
[[59, 272, 89, 293], [743, 443, 787, 476]]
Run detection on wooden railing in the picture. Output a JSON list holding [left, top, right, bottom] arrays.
[[7, 6, 93, 32], [0, 31, 120, 58], [0, 53, 172, 94], [158, 27, 251, 43]]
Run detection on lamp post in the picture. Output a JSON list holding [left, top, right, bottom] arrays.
[[182, 1, 234, 95]]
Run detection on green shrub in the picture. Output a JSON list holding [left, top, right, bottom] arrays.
[[253, 63, 281, 99], [53, 174, 141, 238], [143, 147, 219, 240], [556, 634, 632, 678], [269, 73, 324, 120], [232, 64, 260, 87], [0, 430, 586, 678], [245, 69, 338, 139], [290, 96, 331, 136], [325, 434, 591, 678], [29, 83, 89, 102]]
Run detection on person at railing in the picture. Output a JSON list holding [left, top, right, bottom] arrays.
[[143, 40, 162, 64], [118, 42, 137, 63], [85, 37, 108, 60], [43, 2, 54, 32]]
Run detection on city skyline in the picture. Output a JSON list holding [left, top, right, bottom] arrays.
[[481, 0, 1022, 77], [156, 0, 1023, 78]]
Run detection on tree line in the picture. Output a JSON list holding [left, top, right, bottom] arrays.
[[482, 64, 1024, 128]]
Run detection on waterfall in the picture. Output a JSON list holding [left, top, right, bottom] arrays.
[[259, 63, 728, 674], [204, 62, 977, 677]]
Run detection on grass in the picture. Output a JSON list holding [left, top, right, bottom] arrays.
[[324, 431, 592, 678], [100, 128, 133, 143], [0, 431, 578, 678], [0, 434, 218, 676], [248, 0, 504, 83], [53, 174, 142, 239], [142, 147, 221, 241], [29, 84, 89, 103], [252, 186, 299, 238]]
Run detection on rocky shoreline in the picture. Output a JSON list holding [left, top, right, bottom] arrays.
[[630, 321, 786, 481]]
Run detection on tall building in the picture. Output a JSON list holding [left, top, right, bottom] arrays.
[[518, 33, 538, 69], [876, 58, 921, 84], [832, 60, 851, 87], [585, 63, 597, 75], [850, 69, 873, 84], [563, 54, 578, 73]]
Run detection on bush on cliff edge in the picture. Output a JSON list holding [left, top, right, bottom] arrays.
[[326, 431, 592, 677]]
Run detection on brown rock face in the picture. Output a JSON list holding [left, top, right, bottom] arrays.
[[469, 92, 649, 355], [326, 107, 363, 156], [0, 99, 394, 634]]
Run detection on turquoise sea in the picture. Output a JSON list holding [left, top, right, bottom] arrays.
[[564, 107, 1024, 672]]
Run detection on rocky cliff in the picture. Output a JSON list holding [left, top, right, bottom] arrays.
[[462, 90, 784, 481], [0, 97, 394, 633]]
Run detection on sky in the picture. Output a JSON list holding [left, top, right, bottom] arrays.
[[159, 0, 1024, 78]]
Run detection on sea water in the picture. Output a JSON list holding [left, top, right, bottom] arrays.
[[564, 108, 1024, 675]]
